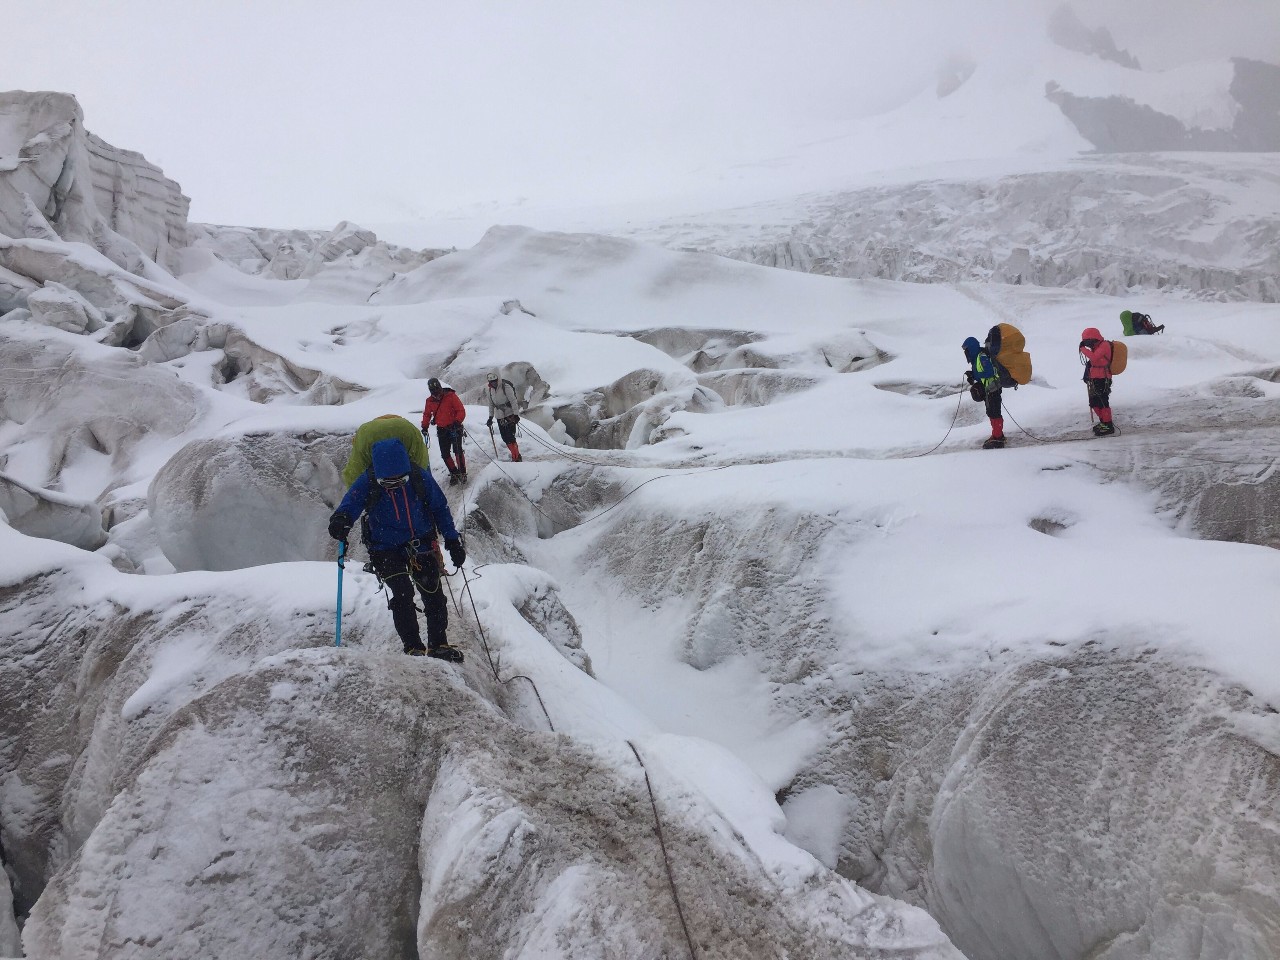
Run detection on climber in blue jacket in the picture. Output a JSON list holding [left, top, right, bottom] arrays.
[[328, 436, 466, 661]]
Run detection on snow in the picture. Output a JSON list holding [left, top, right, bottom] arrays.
[[6, 203, 1280, 955], [3, 28, 1280, 960]]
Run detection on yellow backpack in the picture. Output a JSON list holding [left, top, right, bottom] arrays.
[[1109, 340, 1128, 375], [985, 324, 1033, 386]]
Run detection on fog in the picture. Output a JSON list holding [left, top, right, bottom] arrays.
[[5, 0, 1279, 234]]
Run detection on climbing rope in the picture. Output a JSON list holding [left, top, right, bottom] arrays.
[[461, 423, 732, 530], [458, 425, 567, 532], [627, 740, 699, 960], [456, 562, 556, 734], [900, 389, 967, 458], [999, 398, 1280, 475], [1000, 399, 1099, 444], [439, 429, 705, 946], [518, 424, 613, 467]]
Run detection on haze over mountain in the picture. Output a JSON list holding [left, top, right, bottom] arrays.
[[7, 0, 1280, 238], [2, 4, 1279, 960]]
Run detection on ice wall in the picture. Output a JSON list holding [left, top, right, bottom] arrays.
[[0, 90, 189, 273], [186, 221, 447, 281], [633, 155, 1280, 302]]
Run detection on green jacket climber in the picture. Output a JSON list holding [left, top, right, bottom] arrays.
[[341, 414, 431, 487]]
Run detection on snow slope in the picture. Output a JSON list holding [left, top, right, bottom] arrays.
[[2, 28, 1280, 955], [3, 214, 1279, 959], [366, 43, 1280, 254]]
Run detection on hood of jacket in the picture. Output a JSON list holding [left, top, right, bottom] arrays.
[[371, 438, 411, 478], [1081, 327, 1104, 342], [962, 337, 982, 363]]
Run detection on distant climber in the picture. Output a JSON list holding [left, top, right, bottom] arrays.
[[328, 437, 466, 661], [1079, 327, 1116, 436], [963, 337, 1005, 449], [485, 370, 523, 462], [422, 377, 467, 486], [341, 414, 430, 487], [1121, 309, 1164, 336]]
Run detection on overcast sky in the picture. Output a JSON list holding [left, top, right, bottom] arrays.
[[6, 0, 1279, 236]]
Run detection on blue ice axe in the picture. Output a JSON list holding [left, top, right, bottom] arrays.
[[335, 540, 347, 647]]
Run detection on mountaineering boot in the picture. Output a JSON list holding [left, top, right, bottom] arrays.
[[507, 442, 522, 462], [982, 417, 1005, 449], [1093, 422, 1116, 436], [428, 643, 465, 663], [457, 472, 468, 485], [405, 643, 427, 656], [447, 472, 460, 487]]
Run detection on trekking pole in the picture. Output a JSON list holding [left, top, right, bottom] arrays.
[[335, 540, 346, 647], [488, 422, 498, 458]]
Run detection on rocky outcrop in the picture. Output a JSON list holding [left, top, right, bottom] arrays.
[[1047, 5, 1140, 69], [0, 847, 19, 956], [1046, 58, 1280, 153]]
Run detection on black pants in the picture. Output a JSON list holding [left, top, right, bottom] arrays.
[[984, 385, 1002, 420], [497, 415, 518, 445], [1087, 378, 1112, 410], [436, 425, 465, 472], [369, 546, 448, 652]]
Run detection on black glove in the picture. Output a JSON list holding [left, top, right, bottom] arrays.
[[1081, 339, 1099, 350], [964, 370, 975, 384], [486, 417, 494, 427], [328, 512, 353, 542], [421, 427, 430, 439], [445, 538, 466, 568]]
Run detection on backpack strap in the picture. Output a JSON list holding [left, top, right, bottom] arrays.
[[359, 467, 379, 549], [362, 467, 381, 511], [361, 467, 440, 546], [410, 467, 440, 542], [984, 325, 1002, 357]]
